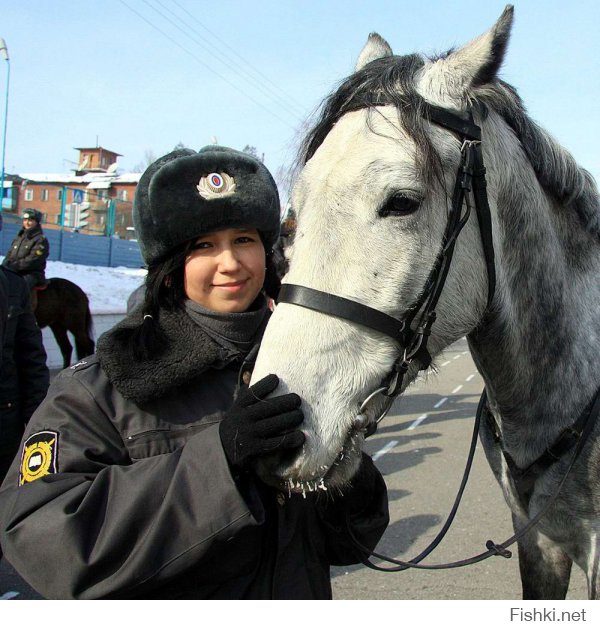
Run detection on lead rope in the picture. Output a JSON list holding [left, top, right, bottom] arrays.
[[348, 383, 600, 571]]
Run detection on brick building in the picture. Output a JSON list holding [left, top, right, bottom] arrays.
[[74, 147, 122, 173], [1, 147, 140, 239]]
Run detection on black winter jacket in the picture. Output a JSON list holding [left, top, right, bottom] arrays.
[[0, 306, 388, 599], [0, 270, 7, 365], [2, 225, 49, 275], [0, 268, 49, 453]]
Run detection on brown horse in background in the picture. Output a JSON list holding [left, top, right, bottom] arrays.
[[32, 278, 95, 368]]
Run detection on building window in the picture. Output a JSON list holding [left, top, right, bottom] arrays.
[[57, 189, 63, 201], [24, 188, 33, 201], [41, 189, 49, 201], [119, 190, 128, 202]]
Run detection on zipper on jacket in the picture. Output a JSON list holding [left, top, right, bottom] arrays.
[[126, 426, 191, 441]]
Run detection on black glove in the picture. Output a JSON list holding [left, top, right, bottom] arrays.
[[219, 374, 305, 470]]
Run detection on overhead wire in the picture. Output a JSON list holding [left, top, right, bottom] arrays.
[[168, 0, 307, 118], [144, 0, 306, 123], [119, 0, 301, 129]]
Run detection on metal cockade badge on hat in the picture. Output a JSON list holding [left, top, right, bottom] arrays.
[[196, 172, 236, 199]]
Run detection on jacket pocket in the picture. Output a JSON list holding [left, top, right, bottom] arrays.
[[7, 304, 24, 320], [124, 424, 209, 460]]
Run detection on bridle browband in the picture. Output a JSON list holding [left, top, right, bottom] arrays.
[[278, 102, 496, 433]]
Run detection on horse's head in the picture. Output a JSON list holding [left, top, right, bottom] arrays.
[[251, 7, 514, 491]]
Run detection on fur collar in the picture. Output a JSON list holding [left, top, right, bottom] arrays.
[[97, 307, 238, 404]]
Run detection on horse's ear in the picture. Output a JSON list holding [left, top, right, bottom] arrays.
[[355, 33, 393, 71], [422, 5, 514, 99]]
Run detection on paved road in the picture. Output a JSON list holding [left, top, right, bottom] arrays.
[[332, 337, 588, 600], [0, 341, 589, 600]]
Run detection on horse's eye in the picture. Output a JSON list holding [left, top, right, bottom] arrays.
[[378, 194, 420, 217]]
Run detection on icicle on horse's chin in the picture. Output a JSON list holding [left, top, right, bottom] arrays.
[[249, 2, 600, 600]]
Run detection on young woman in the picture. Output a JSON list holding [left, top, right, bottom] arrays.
[[0, 146, 388, 599]]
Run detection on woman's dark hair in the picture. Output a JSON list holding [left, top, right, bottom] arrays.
[[114, 240, 195, 362]]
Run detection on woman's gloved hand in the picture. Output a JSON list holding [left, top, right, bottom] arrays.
[[219, 374, 305, 470]]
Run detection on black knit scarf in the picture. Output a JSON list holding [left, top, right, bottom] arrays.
[[184, 294, 269, 358]]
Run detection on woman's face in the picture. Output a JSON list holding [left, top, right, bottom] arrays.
[[184, 227, 266, 312]]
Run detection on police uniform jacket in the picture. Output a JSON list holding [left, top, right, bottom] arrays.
[[2, 225, 49, 274], [0, 268, 49, 462], [0, 269, 7, 365], [0, 306, 388, 599]]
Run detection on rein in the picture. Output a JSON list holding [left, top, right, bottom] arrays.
[[345, 383, 600, 571]]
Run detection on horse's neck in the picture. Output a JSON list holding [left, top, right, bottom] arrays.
[[467, 143, 600, 458]]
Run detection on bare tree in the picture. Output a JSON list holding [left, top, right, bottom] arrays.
[[132, 149, 157, 173], [242, 145, 262, 161]]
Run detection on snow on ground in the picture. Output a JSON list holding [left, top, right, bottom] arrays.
[[45, 261, 147, 314]]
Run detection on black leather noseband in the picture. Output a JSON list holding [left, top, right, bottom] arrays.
[[277, 285, 406, 342]]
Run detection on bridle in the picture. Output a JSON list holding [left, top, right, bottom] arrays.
[[276, 100, 600, 572], [278, 101, 497, 435], [278, 97, 600, 572]]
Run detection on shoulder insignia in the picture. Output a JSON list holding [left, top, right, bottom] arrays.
[[19, 431, 59, 486], [58, 356, 98, 379], [35, 249, 44, 256], [70, 359, 89, 370]]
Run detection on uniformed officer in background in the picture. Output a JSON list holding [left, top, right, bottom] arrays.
[[2, 209, 50, 292]]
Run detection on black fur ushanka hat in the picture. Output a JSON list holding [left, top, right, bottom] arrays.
[[134, 145, 281, 265]]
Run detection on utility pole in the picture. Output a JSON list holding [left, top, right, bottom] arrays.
[[0, 38, 10, 216]]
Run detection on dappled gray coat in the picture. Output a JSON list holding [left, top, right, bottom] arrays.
[[0, 306, 388, 599]]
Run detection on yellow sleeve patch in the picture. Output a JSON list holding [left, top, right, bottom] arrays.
[[19, 431, 59, 485]]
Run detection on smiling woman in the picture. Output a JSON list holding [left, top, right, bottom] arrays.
[[0, 145, 388, 600], [184, 227, 266, 312]]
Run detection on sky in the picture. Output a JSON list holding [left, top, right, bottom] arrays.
[[1, 0, 599, 197]]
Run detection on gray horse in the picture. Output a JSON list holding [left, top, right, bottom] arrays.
[[251, 6, 600, 599]]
